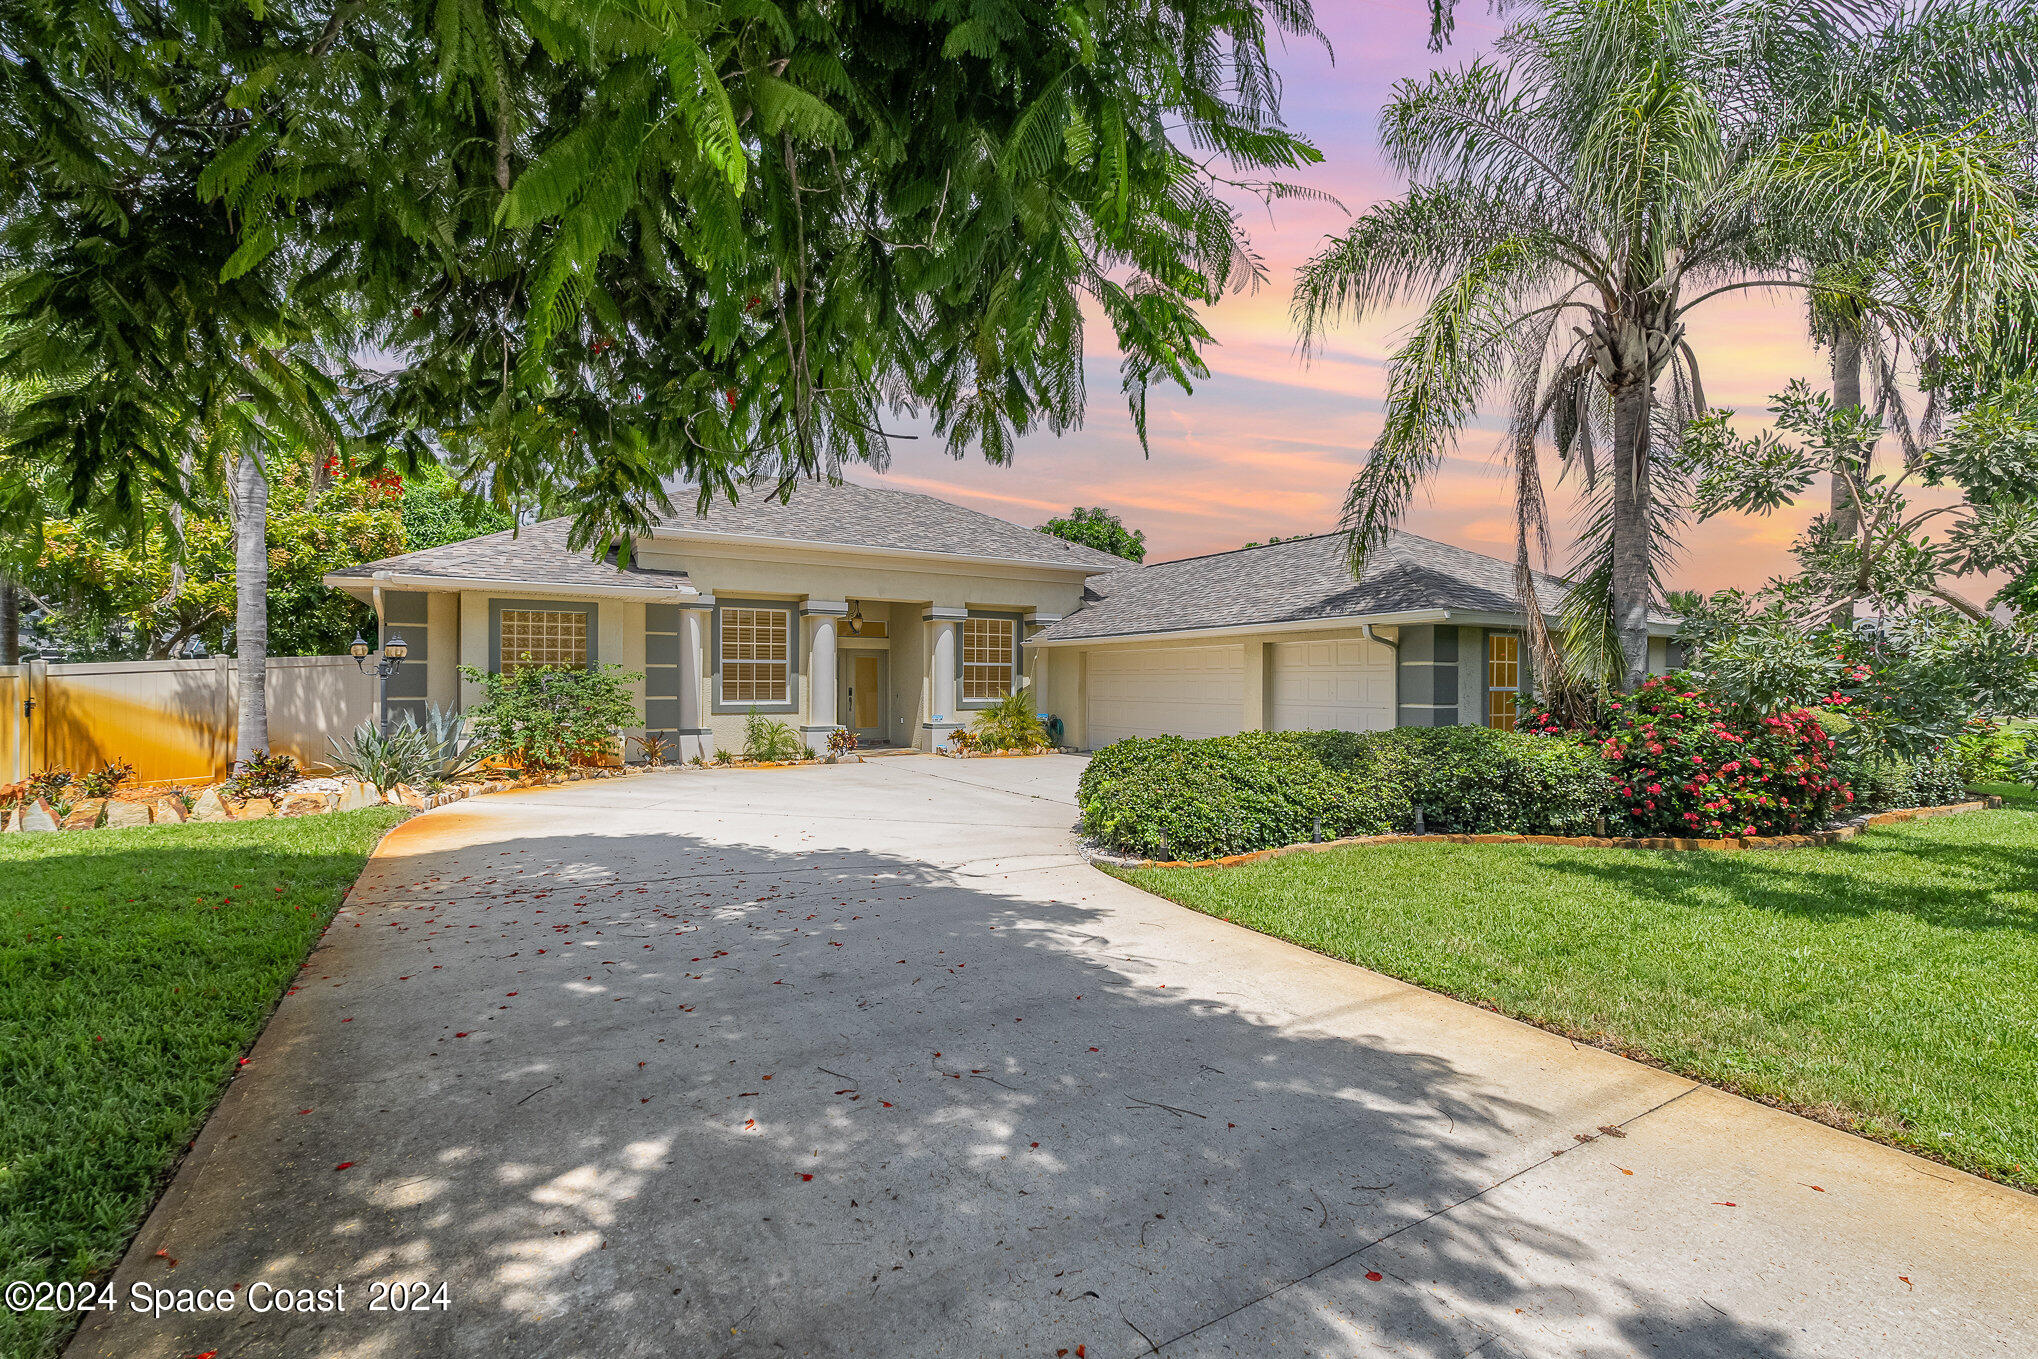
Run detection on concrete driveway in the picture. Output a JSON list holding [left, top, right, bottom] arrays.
[[74, 755, 2038, 1358]]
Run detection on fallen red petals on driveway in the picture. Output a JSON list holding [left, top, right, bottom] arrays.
[[334, 1162, 354, 1171], [1365, 1271, 1383, 1282]]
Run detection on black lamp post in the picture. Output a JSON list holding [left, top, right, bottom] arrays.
[[350, 631, 409, 732]]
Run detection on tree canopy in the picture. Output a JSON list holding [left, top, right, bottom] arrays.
[[0, 0, 1329, 555], [1040, 505, 1145, 562]]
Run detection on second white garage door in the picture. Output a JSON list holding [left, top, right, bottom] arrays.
[[1269, 637, 1395, 732], [1086, 645, 1244, 747]]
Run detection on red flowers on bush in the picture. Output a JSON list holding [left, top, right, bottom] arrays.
[[1527, 675, 1849, 837]]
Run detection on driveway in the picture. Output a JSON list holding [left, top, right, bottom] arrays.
[[73, 755, 2038, 1358]]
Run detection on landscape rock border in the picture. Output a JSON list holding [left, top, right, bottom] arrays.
[[1086, 797, 2004, 870], [0, 765, 644, 833]]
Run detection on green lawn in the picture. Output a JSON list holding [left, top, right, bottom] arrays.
[[1115, 804, 2038, 1189], [0, 807, 408, 1359]]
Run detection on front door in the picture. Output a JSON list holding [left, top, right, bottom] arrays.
[[845, 654, 887, 743]]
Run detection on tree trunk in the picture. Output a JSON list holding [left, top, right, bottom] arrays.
[[232, 451, 270, 767], [1611, 377, 1653, 691], [1828, 322, 1865, 626], [1, 578, 17, 665]]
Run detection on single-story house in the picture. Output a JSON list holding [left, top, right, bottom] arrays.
[[324, 479, 1678, 759]]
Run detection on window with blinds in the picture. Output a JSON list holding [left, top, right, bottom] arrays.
[[721, 606, 791, 703], [962, 616, 1016, 700], [1487, 632, 1520, 731], [499, 609, 588, 672]]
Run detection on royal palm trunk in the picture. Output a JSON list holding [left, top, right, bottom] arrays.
[[1828, 321, 1867, 625], [233, 451, 270, 767], [1611, 375, 1653, 690]]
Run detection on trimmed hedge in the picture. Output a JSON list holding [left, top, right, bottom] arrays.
[[1077, 731, 1412, 861], [1377, 727, 1612, 835], [1077, 726, 1610, 860]]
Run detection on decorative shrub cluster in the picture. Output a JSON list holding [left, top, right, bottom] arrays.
[[970, 690, 1051, 751], [742, 707, 807, 761], [459, 663, 641, 770], [1835, 744, 1968, 812], [223, 750, 300, 801], [1529, 675, 1849, 837], [1324, 727, 1609, 836], [1078, 730, 1414, 860], [72, 759, 136, 798]]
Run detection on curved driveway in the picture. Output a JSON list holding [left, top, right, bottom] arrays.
[[74, 755, 2038, 1358]]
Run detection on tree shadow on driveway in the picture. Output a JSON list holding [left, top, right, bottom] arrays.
[[70, 821, 1802, 1359]]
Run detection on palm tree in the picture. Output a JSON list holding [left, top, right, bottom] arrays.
[[1294, 0, 2033, 692], [1790, 2, 2038, 622]]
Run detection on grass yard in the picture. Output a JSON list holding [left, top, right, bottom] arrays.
[[0, 807, 408, 1359], [1115, 803, 2038, 1190]]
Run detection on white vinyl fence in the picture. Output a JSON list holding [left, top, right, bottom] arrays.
[[0, 656, 376, 787]]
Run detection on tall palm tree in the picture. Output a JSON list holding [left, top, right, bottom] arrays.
[[1791, 1, 2038, 622], [1294, 0, 2033, 691]]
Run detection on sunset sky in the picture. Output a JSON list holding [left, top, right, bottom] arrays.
[[846, 2, 1832, 590]]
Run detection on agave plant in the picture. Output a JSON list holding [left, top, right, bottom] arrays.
[[328, 719, 433, 794], [331, 703, 484, 791], [417, 702, 485, 781]]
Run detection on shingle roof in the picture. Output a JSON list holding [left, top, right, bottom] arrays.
[[1032, 530, 1674, 642], [654, 478, 1133, 571], [325, 518, 696, 594]]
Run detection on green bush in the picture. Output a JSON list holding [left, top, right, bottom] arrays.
[[1955, 723, 2030, 786], [1078, 731, 1414, 860], [1364, 726, 1610, 834], [1077, 725, 1615, 859], [459, 663, 641, 770], [223, 750, 299, 801], [742, 707, 807, 761], [72, 759, 136, 799], [1836, 744, 1970, 812]]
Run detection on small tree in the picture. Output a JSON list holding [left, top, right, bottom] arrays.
[[1040, 507, 1145, 563], [12, 450, 403, 659], [1681, 376, 2038, 627]]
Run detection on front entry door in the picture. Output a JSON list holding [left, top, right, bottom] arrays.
[[845, 654, 887, 742]]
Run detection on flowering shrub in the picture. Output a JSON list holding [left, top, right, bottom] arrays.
[[1529, 675, 1849, 837]]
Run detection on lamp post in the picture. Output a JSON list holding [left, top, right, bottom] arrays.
[[350, 631, 409, 733]]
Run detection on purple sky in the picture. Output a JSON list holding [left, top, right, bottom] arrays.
[[846, 1, 1834, 589]]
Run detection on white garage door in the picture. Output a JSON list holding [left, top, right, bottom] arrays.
[[1086, 645, 1245, 747], [1269, 637, 1395, 733]]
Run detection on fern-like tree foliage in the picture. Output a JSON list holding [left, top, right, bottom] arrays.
[[1294, 0, 2038, 694], [0, 0, 1332, 559]]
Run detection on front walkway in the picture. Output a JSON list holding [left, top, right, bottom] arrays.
[[73, 755, 2038, 1358]]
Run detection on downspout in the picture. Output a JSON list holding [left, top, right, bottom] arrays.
[[1364, 623, 1423, 832]]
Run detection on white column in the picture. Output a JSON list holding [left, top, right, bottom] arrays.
[[800, 601, 848, 755], [922, 607, 967, 750], [677, 599, 714, 762]]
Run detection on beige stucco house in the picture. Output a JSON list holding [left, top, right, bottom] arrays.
[[324, 478, 1677, 758]]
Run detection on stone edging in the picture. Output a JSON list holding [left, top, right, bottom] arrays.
[[1086, 797, 2004, 871], [934, 747, 1056, 760], [0, 766, 643, 833]]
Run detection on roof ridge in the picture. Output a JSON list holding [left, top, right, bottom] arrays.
[[1141, 530, 1346, 570]]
